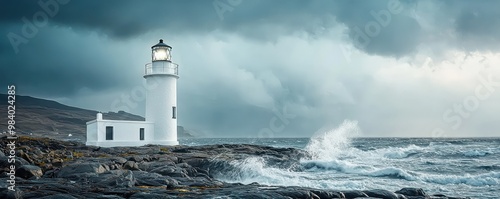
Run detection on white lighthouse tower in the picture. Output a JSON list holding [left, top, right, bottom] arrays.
[[144, 39, 179, 145], [85, 39, 179, 147]]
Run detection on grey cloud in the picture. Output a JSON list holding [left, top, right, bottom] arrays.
[[453, 2, 500, 51], [2, 0, 500, 137], [3, 0, 500, 57], [0, 26, 141, 98]]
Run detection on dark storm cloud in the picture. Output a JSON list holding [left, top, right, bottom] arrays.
[[1, 0, 500, 96], [2, 0, 500, 137], [0, 24, 139, 97], [450, 1, 500, 51], [2, 0, 500, 57]]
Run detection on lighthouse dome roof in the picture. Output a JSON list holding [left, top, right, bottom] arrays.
[[152, 39, 172, 49]]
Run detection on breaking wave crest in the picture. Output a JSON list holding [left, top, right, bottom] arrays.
[[212, 120, 500, 191], [303, 120, 361, 160]]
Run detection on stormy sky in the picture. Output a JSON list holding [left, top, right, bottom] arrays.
[[1, 0, 500, 137]]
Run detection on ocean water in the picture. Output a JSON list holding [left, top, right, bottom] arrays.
[[179, 121, 500, 199]]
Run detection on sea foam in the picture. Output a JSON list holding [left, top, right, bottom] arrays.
[[213, 120, 500, 194]]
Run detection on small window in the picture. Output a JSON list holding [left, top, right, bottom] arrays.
[[172, 106, 177, 119], [140, 128, 145, 140], [106, 126, 113, 140]]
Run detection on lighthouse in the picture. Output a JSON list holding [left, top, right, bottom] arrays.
[[144, 39, 179, 145], [85, 39, 179, 147]]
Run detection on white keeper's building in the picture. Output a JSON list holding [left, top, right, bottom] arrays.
[[86, 39, 179, 147]]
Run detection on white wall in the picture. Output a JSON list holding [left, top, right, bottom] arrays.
[[86, 121, 97, 144], [145, 60, 179, 145], [86, 58, 180, 147], [86, 120, 154, 147]]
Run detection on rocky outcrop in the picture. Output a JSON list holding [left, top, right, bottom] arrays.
[[15, 165, 43, 179], [0, 136, 471, 199]]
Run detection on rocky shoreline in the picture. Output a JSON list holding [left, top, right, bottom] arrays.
[[1, 136, 471, 199]]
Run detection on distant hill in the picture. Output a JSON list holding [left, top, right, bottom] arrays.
[[0, 94, 194, 142]]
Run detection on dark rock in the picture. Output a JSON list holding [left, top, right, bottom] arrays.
[[176, 163, 197, 176], [133, 171, 179, 188], [150, 165, 188, 177], [55, 162, 106, 178], [157, 156, 178, 164], [18, 150, 34, 164], [342, 190, 370, 198], [364, 189, 400, 199], [0, 156, 30, 169], [172, 148, 190, 153], [309, 189, 344, 198], [396, 194, 408, 199], [276, 187, 321, 199], [395, 188, 429, 197], [139, 161, 175, 171], [102, 164, 110, 171], [129, 192, 174, 199], [110, 157, 128, 164], [42, 169, 57, 178], [93, 195, 126, 199], [39, 194, 77, 199], [93, 170, 136, 188], [129, 155, 150, 162], [0, 182, 23, 199], [123, 161, 140, 170], [51, 159, 64, 167], [16, 165, 43, 179]]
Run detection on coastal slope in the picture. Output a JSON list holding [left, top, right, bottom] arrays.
[[0, 94, 194, 141]]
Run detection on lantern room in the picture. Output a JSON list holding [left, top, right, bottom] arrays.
[[152, 39, 172, 62]]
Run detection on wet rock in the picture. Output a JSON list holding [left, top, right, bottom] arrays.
[[364, 189, 400, 199], [342, 190, 370, 198], [102, 164, 110, 171], [42, 169, 57, 178], [0, 182, 23, 199], [129, 192, 174, 199], [93, 170, 136, 188], [16, 165, 43, 179], [51, 159, 64, 167], [0, 156, 29, 169], [150, 165, 188, 177], [431, 194, 471, 199], [123, 161, 140, 170], [110, 157, 128, 164], [395, 188, 429, 197], [396, 194, 408, 199], [93, 195, 125, 199], [276, 187, 321, 199], [129, 155, 150, 162], [309, 189, 345, 198], [157, 156, 178, 164], [56, 162, 106, 178], [176, 163, 197, 176], [18, 150, 34, 164], [39, 194, 77, 199], [133, 171, 179, 188]]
